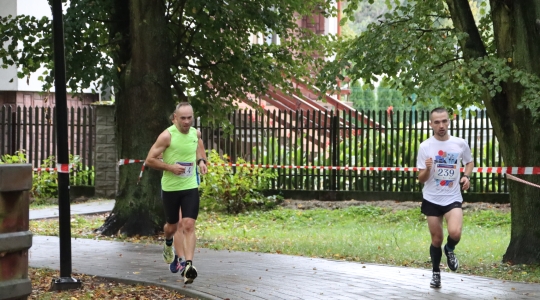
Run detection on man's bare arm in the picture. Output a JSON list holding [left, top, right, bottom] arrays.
[[196, 130, 208, 175], [145, 131, 174, 172]]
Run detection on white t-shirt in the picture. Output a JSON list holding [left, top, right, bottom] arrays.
[[417, 136, 473, 206]]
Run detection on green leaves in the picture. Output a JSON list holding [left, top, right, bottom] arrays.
[[321, 0, 540, 118], [200, 150, 280, 214]]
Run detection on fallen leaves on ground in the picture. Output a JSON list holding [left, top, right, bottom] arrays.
[[29, 268, 199, 300]]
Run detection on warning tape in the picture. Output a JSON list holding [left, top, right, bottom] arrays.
[[136, 162, 146, 185], [118, 159, 145, 165], [506, 174, 540, 189], [33, 164, 73, 173], [117, 159, 540, 175]]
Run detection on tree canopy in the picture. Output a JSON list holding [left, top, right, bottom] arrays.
[[319, 0, 540, 116], [0, 0, 336, 121]]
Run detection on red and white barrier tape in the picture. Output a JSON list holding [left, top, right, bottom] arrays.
[[33, 164, 72, 173], [137, 162, 146, 185], [118, 159, 145, 166], [506, 174, 540, 189], [117, 159, 540, 175]]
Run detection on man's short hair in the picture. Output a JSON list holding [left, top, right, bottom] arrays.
[[430, 107, 448, 116], [175, 102, 192, 111]]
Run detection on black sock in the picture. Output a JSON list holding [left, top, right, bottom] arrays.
[[430, 245, 442, 272], [186, 260, 192, 265], [165, 238, 173, 246], [446, 236, 459, 251]]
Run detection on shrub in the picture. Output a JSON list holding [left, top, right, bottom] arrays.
[[200, 150, 281, 214], [1, 150, 94, 202]]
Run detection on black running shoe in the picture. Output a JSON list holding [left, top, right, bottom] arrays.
[[444, 245, 459, 271], [184, 262, 198, 284], [430, 272, 441, 288]]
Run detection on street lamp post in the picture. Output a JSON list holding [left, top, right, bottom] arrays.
[[50, 0, 82, 291]]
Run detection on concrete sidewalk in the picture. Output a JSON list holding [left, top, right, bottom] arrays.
[[29, 200, 115, 220], [29, 201, 540, 300]]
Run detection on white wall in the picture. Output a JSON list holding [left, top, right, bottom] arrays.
[[0, 0, 19, 90], [0, 0, 95, 93]]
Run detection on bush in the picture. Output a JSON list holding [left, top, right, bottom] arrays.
[[1, 150, 94, 202], [200, 150, 282, 214]]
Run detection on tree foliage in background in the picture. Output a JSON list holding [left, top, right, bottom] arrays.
[[319, 0, 540, 264], [0, 0, 337, 235]]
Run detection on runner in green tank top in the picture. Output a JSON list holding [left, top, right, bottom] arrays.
[[145, 102, 207, 284]]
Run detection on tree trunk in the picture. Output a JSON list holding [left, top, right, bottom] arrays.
[[100, 0, 174, 236], [447, 0, 540, 264], [490, 0, 540, 264]]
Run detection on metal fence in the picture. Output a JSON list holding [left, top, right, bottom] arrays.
[[197, 109, 506, 194], [1, 105, 505, 194], [0, 105, 95, 184]]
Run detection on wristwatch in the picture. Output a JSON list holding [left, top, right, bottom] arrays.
[[197, 158, 207, 165], [462, 175, 470, 180]]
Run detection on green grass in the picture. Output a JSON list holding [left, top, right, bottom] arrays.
[[30, 205, 540, 283]]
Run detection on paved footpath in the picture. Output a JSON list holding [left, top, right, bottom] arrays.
[[29, 202, 540, 300], [29, 200, 115, 220]]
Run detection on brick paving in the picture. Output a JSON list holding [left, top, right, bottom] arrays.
[[29, 201, 540, 300]]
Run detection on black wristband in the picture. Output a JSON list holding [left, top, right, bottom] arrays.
[[463, 175, 470, 180], [197, 158, 207, 165]]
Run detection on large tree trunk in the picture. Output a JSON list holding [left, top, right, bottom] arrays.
[[490, 0, 540, 264], [448, 0, 540, 264], [100, 0, 174, 236]]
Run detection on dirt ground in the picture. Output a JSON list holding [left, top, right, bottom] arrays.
[[279, 199, 511, 213]]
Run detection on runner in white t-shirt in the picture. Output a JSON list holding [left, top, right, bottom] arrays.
[[417, 107, 474, 288]]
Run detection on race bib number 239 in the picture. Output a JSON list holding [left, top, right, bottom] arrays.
[[434, 163, 459, 181]]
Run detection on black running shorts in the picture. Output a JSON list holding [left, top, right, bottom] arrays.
[[421, 200, 462, 217], [161, 188, 200, 224]]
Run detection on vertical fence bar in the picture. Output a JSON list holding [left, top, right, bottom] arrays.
[[354, 111, 359, 191], [28, 107, 34, 167], [347, 110, 352, 191], [243, 110, 247, 159], [22, 107, 27, 154], [52, 107, 57, 161], [299, 110, 304, 190], [16, 106, 22, 152], [386, 110, 391, 191], [468, 112, 475, 191], [249, 110, 253, 163], [273, 109, 278, 189], [69, 107, 75, 161], [0, 106, 4, 155], [364, 110, 370, 191], [417, 110, 426, 192], [478, 110, 484, 192], [318, 110, 324, 190], [88, 107, 94, 185], [40, 107, 45, 167], [323, 110, 329, 191], [44, 107, 49, 163], [404, 110, 411, 191], [34, 107, 39, 167], [81, 108, 88, 185], [287, 110, 293, 190], [76, 107, 81, 167], [7, 106, 13, 154], [230, 111, 236, 162], [330, 113, 337, 191], [377, 110, 382, 191]]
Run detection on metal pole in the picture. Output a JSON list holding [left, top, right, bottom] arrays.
[[51, 0, 82, 290]]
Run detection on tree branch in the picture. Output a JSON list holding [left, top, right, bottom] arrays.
[[432, 56, 463, 68]]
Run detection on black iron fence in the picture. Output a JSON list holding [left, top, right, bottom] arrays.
[[0, 105, 95, 184], [197, 109, 506, 195], [1, 105, 506, 195]]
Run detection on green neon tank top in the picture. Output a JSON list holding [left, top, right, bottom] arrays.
[[161, 125, 198, 191]]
